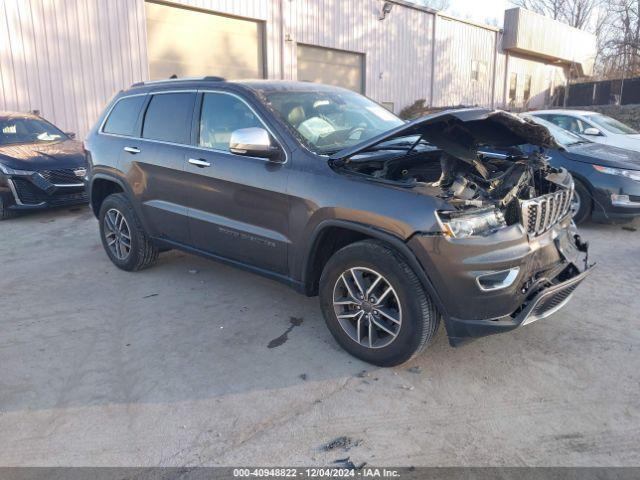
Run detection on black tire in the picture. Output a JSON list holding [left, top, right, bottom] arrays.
[[0, 196, 17, 220], [319, 239, 440, 367], [98, 193, 158, 271], [572, 179, 591, 224]]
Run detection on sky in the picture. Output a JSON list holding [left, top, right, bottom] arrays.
[[442, 0, 516, 27]]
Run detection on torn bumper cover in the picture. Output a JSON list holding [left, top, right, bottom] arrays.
[[408, 213, 594, 346]]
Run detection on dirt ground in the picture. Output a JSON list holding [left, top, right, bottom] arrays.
[[0, 206, 638, 467]]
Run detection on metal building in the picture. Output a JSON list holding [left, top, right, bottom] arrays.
[[0, 0, 596, 138]]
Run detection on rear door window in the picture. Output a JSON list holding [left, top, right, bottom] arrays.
[[102, 95, 146, 136], [142, 92, 196, 144]]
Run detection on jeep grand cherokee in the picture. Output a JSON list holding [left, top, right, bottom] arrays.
[[85, 78, 593, 366]]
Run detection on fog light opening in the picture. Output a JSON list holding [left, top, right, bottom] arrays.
[[476, 267, 520, 292]]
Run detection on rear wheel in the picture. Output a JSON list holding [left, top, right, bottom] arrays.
[[571, 180, 591, 224], [319, 240, 440, 366], [99, 193, 158, 271]]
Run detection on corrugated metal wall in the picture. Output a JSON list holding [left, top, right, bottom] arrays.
[[0, 0, 147, 139], [506, 54, 566, 109], [286, 0, 433, 110], [432, 17, 498, 107], [0, 0, 571, 138], [0, 0, 279, 137], [503, 7, 596, 76]]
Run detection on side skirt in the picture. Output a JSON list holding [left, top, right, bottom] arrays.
[[152, 237, 306, 293]]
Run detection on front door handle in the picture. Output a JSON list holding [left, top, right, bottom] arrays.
[[188, 158, 211, 168], [124, 146, 140, 154]]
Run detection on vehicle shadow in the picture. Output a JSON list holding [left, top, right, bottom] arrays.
[[0, 208, 637, 415]]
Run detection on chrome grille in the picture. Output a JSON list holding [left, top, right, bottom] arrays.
[[521, 186, 573, 236]]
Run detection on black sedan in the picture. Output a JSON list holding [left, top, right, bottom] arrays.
[[0, 113, 88, 219], [518, 115, 640, 224]]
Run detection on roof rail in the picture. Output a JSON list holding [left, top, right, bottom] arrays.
[[130, 76, 226, 87]]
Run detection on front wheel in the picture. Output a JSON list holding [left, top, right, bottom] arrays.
[[319, 240, 440, 366], [571, 180, 591, 224], [98, 193, 158, 271]]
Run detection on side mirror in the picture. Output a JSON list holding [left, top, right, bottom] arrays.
[[229, 127, 283, 162], [65, 132, 76, 139], [583, 127, 601, 136]]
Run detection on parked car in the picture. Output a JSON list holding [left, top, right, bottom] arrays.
[[0, 112, 88, 219], [515, 115, 640, 224], [85, 78, 592, 366], [529, 109, 640, 152]]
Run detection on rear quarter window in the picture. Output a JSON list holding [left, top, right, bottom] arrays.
[[142, 92, 196, 144], [102, 95, 146, 136]]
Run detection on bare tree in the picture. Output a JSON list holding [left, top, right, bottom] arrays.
[[596, 0, 640, 78], [511, 0, 599, 29], [512, 0, 565, 21], [410, 0, 451, 11]]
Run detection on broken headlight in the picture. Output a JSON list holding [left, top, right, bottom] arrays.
[[437, 207, 506, 238]]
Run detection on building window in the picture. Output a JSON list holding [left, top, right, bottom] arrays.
[[381, 102, 395, 113], [471, 60, 486, 82], [508, 73, 518, 104], [523, 75, 532, 103]]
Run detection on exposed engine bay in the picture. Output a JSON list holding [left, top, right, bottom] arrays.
[[330, 109, 573, 232], [339, 148, 571, 222]]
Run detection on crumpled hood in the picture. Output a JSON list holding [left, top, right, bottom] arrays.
[[0, 139, 86, 171], [331, 108, 559, 162], [566, 142, 640, 170]]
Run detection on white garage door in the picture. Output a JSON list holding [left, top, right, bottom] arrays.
[[297, 44, 364, 93], [145, 2, 264, 80]]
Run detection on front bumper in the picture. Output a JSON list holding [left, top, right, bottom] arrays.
[[586, 169, 640, 222], [444, 264, 593, 345], [408, 213, 593, 345], [1, 171, 88, 210]]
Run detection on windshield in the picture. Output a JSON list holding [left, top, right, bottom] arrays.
[[264, 89, 404, 154], [0, 117, 67, 146], [524, 115, 587, 147], [585, 114, 638, 134]]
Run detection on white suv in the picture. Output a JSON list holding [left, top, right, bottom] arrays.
[[530, 110, 640, 152]]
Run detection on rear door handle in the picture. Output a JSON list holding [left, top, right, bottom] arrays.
[[188, 158, 211, 168], [124, 146, 140, 154]]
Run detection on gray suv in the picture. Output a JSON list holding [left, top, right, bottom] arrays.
[[85, 78, 593, 366]]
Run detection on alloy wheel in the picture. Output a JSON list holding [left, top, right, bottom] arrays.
[[570, 190, 581, 217], [103, 208, 132, 260], [332, 267, 402, 349]]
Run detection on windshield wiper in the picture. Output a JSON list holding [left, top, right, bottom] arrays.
[[317, 147, 343, 156]]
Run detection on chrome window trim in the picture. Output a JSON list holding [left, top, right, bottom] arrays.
[[98, 89, 288, 164]]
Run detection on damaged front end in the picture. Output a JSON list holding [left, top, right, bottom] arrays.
[[330, 108, 594, 344]]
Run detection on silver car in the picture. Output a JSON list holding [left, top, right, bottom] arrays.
[[529, 109, 640, 152]]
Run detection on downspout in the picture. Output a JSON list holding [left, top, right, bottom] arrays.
[[490, 29, 499, 109], [503, 51, 510, 109], [430, 13, 437, 106], [279, 0, 285, 80]]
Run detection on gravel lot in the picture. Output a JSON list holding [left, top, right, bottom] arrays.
[[0, 206, 638, 467]]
